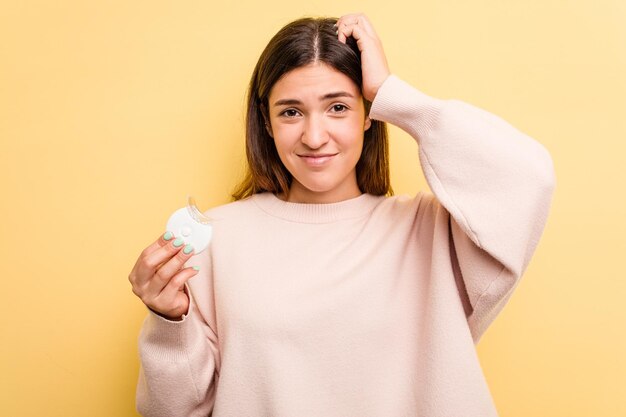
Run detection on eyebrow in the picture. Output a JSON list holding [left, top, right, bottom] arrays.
[[273, 91, 355, 106]]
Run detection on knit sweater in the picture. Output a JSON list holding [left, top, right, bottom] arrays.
[[136, 75, 555, 417]]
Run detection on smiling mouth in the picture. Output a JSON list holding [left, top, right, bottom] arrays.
[[298, 153, 338, 166]]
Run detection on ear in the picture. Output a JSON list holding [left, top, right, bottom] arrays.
[[364, 117, 372, 132], [261, 104, 273, 138], [264, 119, 274, 138]]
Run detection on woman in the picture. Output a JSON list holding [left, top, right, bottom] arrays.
[[129, 13, 555, 417]]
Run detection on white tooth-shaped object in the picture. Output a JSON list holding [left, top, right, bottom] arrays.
[[165, 195, 213, 254]]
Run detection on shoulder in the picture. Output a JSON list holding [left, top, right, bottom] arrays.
[[375, 191, 431, 214], [375, 191, 450, 227], [202, 194, 262, 220]]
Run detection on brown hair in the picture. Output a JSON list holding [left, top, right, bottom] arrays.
[[232, 17, 392, 200]]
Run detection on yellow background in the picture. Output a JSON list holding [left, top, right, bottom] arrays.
[[1, 0, 624, 415]]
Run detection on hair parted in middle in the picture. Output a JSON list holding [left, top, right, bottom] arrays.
[[232, 16, 392, 201]]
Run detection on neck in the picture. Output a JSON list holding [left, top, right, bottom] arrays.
[[278, 182, 362, 204]]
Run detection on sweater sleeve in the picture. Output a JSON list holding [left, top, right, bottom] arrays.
[[369, 75, 556, 343], [136, 249, 220, 416]]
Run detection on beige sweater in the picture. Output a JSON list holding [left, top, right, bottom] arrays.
[[136, 75, 555, 416]]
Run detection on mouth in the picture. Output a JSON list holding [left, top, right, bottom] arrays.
[[298, 153, 338, 166]]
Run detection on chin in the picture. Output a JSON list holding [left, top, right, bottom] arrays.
[[288, 169, 359, 201]]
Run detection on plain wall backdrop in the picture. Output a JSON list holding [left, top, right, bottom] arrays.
[[1, 0, 624, 416]]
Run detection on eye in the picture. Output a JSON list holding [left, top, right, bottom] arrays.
[[330, 104, 348, 113], [280, 109, 301, 118]]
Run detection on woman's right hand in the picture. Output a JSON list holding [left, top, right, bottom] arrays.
[[128, 233, 199, 321]]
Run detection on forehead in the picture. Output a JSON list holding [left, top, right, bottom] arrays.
[[269, 63, 360, 103]]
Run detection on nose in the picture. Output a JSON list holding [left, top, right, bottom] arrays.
[[301, 114, 329, 149]]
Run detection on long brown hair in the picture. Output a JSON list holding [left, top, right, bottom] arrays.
[[232, 17, 392, 200]]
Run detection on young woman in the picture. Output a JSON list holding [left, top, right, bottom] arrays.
[[129, 13, 555, 417]]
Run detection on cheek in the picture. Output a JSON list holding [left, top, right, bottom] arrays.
[[272, 127, 298, 155], [343, 119, 365, 135], [334, 118, 366, 147]]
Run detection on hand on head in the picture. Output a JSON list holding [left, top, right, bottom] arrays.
[[335, 13, 391, 102]]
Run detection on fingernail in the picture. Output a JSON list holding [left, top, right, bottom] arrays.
[[173, 237, 184, 247], [163, 231, 174, 241], [183, 244, 194, 255], [192, 266, 200, 271]]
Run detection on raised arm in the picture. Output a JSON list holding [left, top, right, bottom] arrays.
[[369, 75, 555, 342], [338, 12, 555, 343]]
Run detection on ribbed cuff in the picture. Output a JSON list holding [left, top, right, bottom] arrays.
[[368, 74, 446, 143], [138, 290, 197, 363]]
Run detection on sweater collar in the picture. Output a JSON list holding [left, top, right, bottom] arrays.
[[251, 192, 383, 224]]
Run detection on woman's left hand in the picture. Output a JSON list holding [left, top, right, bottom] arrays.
[[336, 13, 391, 102]]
